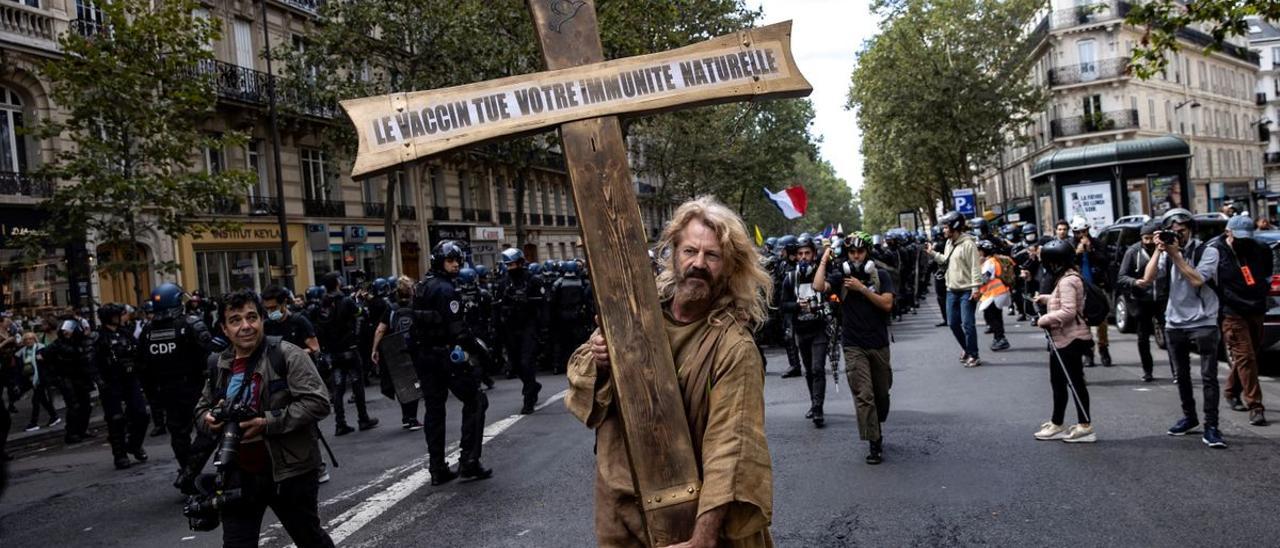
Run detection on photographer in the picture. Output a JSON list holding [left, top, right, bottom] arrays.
[[194, 289, 334, 547], [780, 235, 831, 427], [929, 211, 983, 368], [1141, 208, 1226, 448], [1070, 216, 1112, 367], [1115, 221, 1161, 382], [814, 231, 895, 464]]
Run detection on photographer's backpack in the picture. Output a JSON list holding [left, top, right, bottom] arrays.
[[1080, 277, 1111, 327]]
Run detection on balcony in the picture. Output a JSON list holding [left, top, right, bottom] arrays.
[[1262, 126, 1272, 144], [208, 197, 241, 215], [0, 171, 55, 198], [398, 205, 417, 220], [1050, 1, 1130, 30], [247, 196, 281, 216], [274, 0, 324, 16], [1048, 58, 1129, 87], [187, 59, 336, 120], [1260, 92, 1270, 106], [1050, 109, 1139, 139], [1265, 153, 1280, 166], [1, 2, 63, 52], [362, 201, 386, 218], [303, 198, 345, 217], [432, 206, 450, 220], [498, 211, 512, 225]]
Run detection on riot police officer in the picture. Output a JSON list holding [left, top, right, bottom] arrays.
[[411, 241, 492, 484], [95, 304, 150, 469], [495, 248, 545, 414], [775, 234, 803, 378], [45, 319, 94, 443], [139, 282, 226, 491], [549, 260, 593, 375], [315, 272, 379, 436], [455, 268, 497, 389]]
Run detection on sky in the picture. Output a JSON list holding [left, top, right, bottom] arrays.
[[754, 0, 880, 195]]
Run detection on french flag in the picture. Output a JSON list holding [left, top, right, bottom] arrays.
[[765, 186, 807, 220]]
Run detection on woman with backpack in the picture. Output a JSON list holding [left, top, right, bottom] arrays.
[[1033, 239, 1096, 443]]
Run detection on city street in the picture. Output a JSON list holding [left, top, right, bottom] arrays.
[[3, 299, 1280, 547]]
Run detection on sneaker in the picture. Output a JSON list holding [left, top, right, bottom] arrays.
[[1249, 410, 1268, 427], [113, 455, 132, 470], [1034, 422, 1068, 440], [402, 419, 423, 431], [991, 338, 1010, 352], [1229, 397, 1247, 412], [1098, 345, 1112, 367], [964, 356, 982, 368], [318, 463, 331, 484], [24, 424, 40, 432], [958, 353, 970, 363], [983, 325, 993, 334], [1167, 417, 1200, 436], [45, 417, 62, 428], [1202, 426, 1227, 449], [1062, 424, 1096, 443]]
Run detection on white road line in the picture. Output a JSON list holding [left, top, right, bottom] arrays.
[[280, 390, 567, 548]]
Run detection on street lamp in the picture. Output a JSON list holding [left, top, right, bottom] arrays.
[[1174, 98, 1203, 211]]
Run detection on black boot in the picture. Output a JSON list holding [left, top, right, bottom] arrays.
[[129, 446, 149, 463], [804, 407, 815, 420], [1099, 344, 1112, 367], [865, 439, 883, 465], [358, 417, 380, 431], [335, 423, 355, 436], [812, 408, 824, 428], [429, 465, 458, 486], [459, 460, 494, 481], [113, 453, 132, 470], [781, 368, 802, 378]]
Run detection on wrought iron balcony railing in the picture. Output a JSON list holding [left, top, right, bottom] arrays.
[[432, 206, 450, 220], [208, 197, 241, 215], [1264, 152, 1280, 165], [0, 171, 55, 197], [1050, 109, 1140, 139], [1050, 1, 1130, 30], [1048, 57, 1129, 87], [247, 195, 281, 216], [303, 198, 345, 217], [187, 59, 337, 120], [363, 201, 386, 218]]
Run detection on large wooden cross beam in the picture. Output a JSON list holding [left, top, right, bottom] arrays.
[[341, 4, 810, 545]]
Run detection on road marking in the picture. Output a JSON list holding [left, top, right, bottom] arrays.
[[280, 390, 568, 548]]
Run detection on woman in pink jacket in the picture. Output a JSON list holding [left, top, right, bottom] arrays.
[[1032, 240, 1095, 443]]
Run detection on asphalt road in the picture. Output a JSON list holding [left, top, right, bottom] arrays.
[[2, 299, 1279, 547]]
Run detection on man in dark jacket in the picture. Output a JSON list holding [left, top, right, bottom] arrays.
[[1115, 221, 1162, 381], [1215, 215, 1274, 426], [315, 272, 378, 436]]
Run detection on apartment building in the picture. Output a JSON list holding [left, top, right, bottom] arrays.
[[1249, 17, 1280, 197], [0, 0, 673, 313], [977, 1, 1266, 222]]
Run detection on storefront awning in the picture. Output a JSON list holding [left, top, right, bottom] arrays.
[[1031, 135, 1191, 179]]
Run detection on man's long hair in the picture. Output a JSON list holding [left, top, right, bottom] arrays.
[[655, 196, 772, 328]]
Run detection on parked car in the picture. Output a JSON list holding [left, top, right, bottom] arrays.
[[1096, 220, 1145, 333], [1114, 214, 1151, 225], [1250, 230, 1280, 353]]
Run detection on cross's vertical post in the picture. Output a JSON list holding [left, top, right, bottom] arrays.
[[526, 1, 701, 545]]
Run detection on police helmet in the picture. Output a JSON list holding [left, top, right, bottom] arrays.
[[1160, 207, 1195, 230], [527, 262, 542, 276], [1001, 224, 1017, 237], [778, 234, 799, 253], [976, 239, 995, 254], [150, 282, 186, 313], [431, 240, 466, 272], [475, 265, 490, 279], [543, 259, 558, 273], [561, 260, 580, 276], [458, 267, 478, 284], [796, 234, 815, 251], [141, 301, 154, 314], [1039, 239, 1076, 270], [967, 217, 989, 233], [939, 211, 965, 231], [764, 236, 777, 251], [371, 277, 392, 296], [97, 303, 126, 324], [501, 248, 525, 266], [305, 286, 325, 303], [1021, 223, 1038, 235]]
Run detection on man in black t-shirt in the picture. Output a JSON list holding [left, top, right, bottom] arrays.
[[813, 231, 896, 465], [262, 286, 320, 357]]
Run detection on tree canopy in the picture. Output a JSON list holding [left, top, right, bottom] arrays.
[[1126, 0, 1279, 79]]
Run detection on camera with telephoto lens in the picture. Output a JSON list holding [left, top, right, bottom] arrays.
[[181, 402, 259, 531], [1156, 230, 1178, 245]]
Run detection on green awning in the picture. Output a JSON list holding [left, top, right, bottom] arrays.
[[1031, 135, 1190, 178]]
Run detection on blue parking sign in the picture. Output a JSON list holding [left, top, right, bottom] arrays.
[[952, 189, 975, 216]]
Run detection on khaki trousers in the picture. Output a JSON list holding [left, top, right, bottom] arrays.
[[844, 346, 893, 441]]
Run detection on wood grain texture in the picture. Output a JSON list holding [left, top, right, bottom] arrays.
[[342, 19, 811, 178], [526, 1, 698, 546]]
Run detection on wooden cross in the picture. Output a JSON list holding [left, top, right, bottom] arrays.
[[342, 3, 810, 544]]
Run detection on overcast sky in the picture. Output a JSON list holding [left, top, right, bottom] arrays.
[[754, 0, 879, 195]]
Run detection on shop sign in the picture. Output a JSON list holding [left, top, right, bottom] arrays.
[[472, 242, 498, 256], [197, 225, 282, 242], [473, 226, 504, 241], [344, 225, 369, 244], [0, 206, 49, 249], [307, 224, 329, 252], [429, 224, 471, 243]]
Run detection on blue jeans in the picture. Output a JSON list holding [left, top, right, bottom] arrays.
[[946, 289, 979, 359]]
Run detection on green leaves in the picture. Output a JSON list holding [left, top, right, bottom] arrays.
[[1125, 0, 1275, 80]]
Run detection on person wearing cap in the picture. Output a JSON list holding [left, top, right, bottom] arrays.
[[1114, 221, 1159, 380], [1142, 208, 1226, 448], [1069, 216, 1112, 368], [1214, 215, 1273, 426]]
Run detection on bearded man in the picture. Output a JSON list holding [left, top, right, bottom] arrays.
[[565, 196, 775, 548]]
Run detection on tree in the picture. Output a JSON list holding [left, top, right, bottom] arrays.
[[25, 0, 251, 306], [848, 0, 1046, 227], [1126, 0, 1278, 79]]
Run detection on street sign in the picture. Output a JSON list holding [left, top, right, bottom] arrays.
[[953, 188, 976, 216]]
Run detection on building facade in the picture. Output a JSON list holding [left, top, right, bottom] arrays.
[[977, 1, 1267, 224], [0, 0, 673, 314], [1249, 17, 1280, 198]]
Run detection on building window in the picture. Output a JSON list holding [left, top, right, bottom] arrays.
[[393, 170, 411, 207], [0, 86, 28, 173], [1198, 61, 1207, 90], [246, 140, 269, 198], [204, 136, 225, 175], [495, 174, 509, 212], [541, 181, 551, 216], [430, 166, 446, 208], [361, 176, 379, 204], [196, 249, 283, 296], [301, 148, 330, 201], [1147, 98, 1155, 130], [459, 170, 473, 210]]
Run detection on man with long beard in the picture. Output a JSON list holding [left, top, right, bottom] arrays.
[[566, 196, 774, 548]]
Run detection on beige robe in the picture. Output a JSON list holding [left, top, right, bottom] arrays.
[[565, 308, 773, 547]]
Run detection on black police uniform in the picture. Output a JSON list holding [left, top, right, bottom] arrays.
[[774, 258, 803, 376], [549, 274, 593, 374], [94, 323, 150, 466], [411, 272, 489, 479], [495, 268, 545, 410], [315, 289, 374, 431], [140, 312, 222, 486]]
